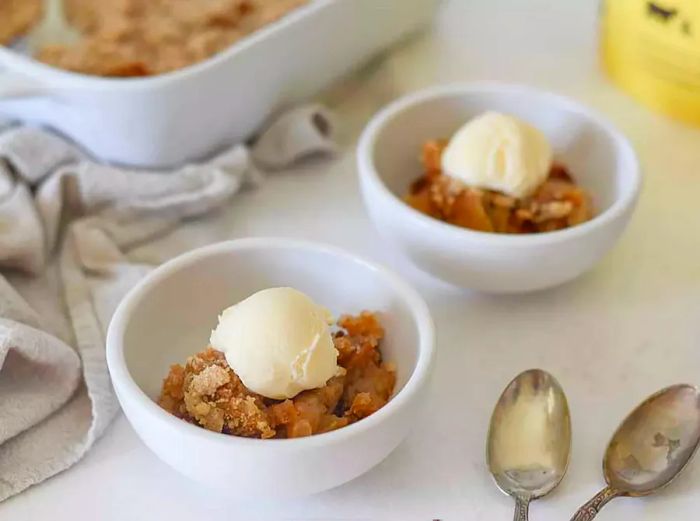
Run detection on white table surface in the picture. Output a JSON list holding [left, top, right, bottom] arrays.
[[4, 0, 700, 519]]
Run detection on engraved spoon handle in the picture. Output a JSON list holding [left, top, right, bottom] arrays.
[[570, 486, 621, 521], [513, 496, 530, 521]]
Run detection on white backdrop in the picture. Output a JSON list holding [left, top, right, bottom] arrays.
[[4, 0, 700, 519]]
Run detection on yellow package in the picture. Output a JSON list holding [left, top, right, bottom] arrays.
[[600, 0, 700, 125]]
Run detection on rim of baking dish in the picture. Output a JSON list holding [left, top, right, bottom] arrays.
[[0, 0, 334, 90], [106, 237, 436, 449], [357, 82, 642, 247]]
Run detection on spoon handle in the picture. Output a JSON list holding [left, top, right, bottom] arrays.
[[570, 486, 621, 521], [513, 496, 530, 521]]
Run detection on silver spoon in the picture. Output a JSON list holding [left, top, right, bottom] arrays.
[[487, 369, 572, 520], [26, 0, 81, 53], [570, 384, 700, 521]]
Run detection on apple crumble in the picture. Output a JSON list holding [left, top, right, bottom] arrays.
[[0, 0, 41, 47], [158, 312, 396, 439], [2, 0, 308, 77], [405, 140, 594, 234]]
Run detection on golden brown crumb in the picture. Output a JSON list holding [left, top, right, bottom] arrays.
[[405, 141, 594, 234], [158, 312, 396, 439], [22, 0, 309, 77], [0, 0, 42, 45], [160, 347, 276, 438], [189, 365, 230, 395], [337, 311, 384, 341]]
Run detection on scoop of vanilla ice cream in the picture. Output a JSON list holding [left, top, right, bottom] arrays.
[[441, 112, 553, 199], [209, 287, 341, 400]]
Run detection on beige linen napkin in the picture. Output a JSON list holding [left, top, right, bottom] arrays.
[[0, 103, 337, 501]]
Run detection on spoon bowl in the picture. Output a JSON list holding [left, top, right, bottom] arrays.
[[571, 384, 700, 520], [605, 384, 700, 496], [487, 369, 572, 520]]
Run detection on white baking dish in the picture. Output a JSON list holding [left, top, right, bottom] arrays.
[[0, 0, 440, 167]]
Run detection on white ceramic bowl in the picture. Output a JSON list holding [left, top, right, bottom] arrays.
[[357, 83, 641, 293], [106, 238, 435, 498]]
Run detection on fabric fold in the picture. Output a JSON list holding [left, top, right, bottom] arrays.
[[0, 103, 338, 501]]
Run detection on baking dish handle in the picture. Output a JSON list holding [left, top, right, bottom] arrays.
[[0, 70, 49, 99]]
